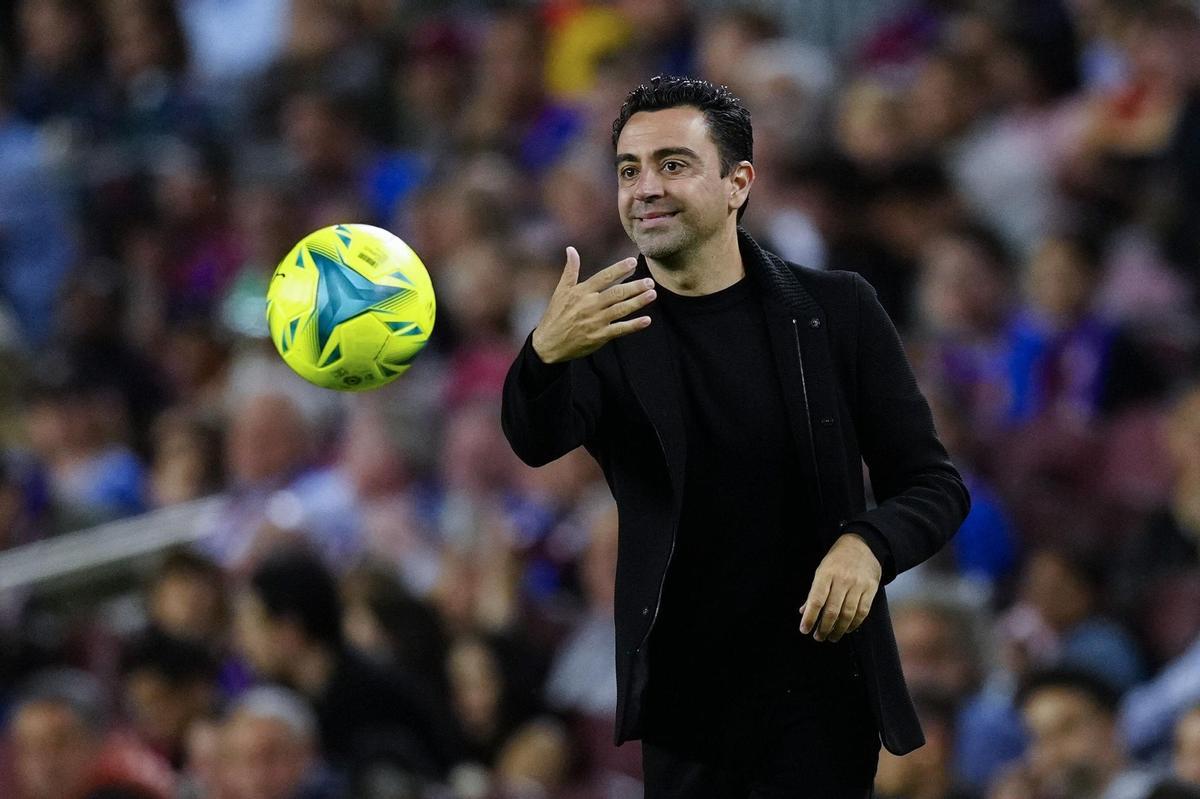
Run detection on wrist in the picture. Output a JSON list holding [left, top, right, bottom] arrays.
[[842, 529, 890, 581], [531, 329, 556, 364]]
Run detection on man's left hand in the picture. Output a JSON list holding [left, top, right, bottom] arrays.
[[799, 533, 882, 643]]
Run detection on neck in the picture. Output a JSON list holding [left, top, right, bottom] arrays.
[[290, 645, 337, 698], [647, 223, 744, 296]]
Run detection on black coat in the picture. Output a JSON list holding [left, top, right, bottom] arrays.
[[501, 228, 970, 755]]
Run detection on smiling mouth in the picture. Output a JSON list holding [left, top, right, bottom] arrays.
[[638, 212, 678, 221]]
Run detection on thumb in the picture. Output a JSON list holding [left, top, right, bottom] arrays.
[[559, 246, 581, 289]]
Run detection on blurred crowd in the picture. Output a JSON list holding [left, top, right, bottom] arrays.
[[1, 0, 1200, 797]]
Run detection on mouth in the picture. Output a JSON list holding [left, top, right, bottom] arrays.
[[636, 211, 678, 224]]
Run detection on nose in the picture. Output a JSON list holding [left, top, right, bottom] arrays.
[[633, 168, 664, 202]]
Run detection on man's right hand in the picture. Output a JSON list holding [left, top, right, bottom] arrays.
[[531, 247, 656, 364]]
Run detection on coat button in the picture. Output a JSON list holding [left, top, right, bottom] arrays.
[[641, 606, 649, 616], [819, 416, 834, 426], [838, 519, 848, 529], [808, 317, 821, 329]]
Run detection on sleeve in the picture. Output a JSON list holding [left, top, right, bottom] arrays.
[[845, 274, 971, 583], [500, 330, 604, 467]]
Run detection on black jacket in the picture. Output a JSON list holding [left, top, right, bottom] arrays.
[[501, 228, 970, 755]]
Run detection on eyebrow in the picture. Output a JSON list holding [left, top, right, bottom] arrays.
[[614, 147, 701, 168]]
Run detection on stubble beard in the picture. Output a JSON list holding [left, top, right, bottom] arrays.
[[625, 211, 708, 265]]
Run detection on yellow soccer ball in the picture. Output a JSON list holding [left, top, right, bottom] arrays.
[[266, 224, 436, 391]]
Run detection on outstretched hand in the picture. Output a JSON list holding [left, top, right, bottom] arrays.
[[531, 247, 656, 364], [799, 533, 882, 642]]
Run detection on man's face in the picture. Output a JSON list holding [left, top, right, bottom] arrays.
[[10, 701, 96, 799], [615, 107, 742, 262], [893, 607, 976, 701], [1023, 687, 1117, 796], [220, 715, 312, 799], [124, 670, 213, 753], [150, 572, 223, 643]]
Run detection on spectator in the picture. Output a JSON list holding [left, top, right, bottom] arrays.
[[1, 669, 175, 799], [489, 717, 573, 799], [233, 548, 460, 780], [340, 559, 450, 698], [9, 0, 107, 130], [144, 549, 226, 647], [1016, 667, 1158, 799], [146, 410, 224, 508], [1003, 232, 1162, 425], [23, 370, 146, 528], [0, 47, 79, 345], [446, 633, 546, 768], [875, 691, 978, 799], [890, 588, 1026, 792], [118, 630, 219, 768], [217, 685, 343, 799], [1114, 383, 1200, 659], [202, 390, 360, 570], [1013, 547, 1144, 692], [912, 222, 1015, 441]]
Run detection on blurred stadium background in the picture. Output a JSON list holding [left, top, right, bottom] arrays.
[[1, 0, 1200, 797]]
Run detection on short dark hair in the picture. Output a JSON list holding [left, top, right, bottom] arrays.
[[612, 75, 753, 220], [250, 548, 344, 651], [1016, 666, 1121, 716], [120, 629, 218, 685]]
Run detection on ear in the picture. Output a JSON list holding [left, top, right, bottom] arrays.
[[728, 161, 755, 215]]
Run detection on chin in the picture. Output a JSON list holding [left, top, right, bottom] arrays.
[[633, 231, 692, 261]]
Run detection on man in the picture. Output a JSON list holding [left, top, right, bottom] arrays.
[[501, 76, 969, 796], [874, 692, 977, 799], [232, 548, 460, 782], [3, 669, 175, 799], [217, 686, 342, 799], [1017, 667, 1158, 799], [119, 629, 220, 767]]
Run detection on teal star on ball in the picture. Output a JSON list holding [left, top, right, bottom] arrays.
[[308, 246, 410, 353]]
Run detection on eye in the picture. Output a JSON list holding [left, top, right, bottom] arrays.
[[663, 160, 684, 173], [619, 166, 637, 180]]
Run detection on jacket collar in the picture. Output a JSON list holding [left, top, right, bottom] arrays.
[[734, 226, 823, 321]]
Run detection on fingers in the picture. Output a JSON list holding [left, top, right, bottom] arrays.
[[799, 575, 829, 636], [602, 316, 652, 340], [847, 591, 874, 636], [558, 246, 581, 289], [815, 582, 850, 642], [605, 288, 657, 322], [581, 257, 639, 292], [600, 277, 655, 305], [827, 589, 866, 643]]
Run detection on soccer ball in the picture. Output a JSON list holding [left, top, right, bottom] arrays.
[[266, 224, 436, 391]]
